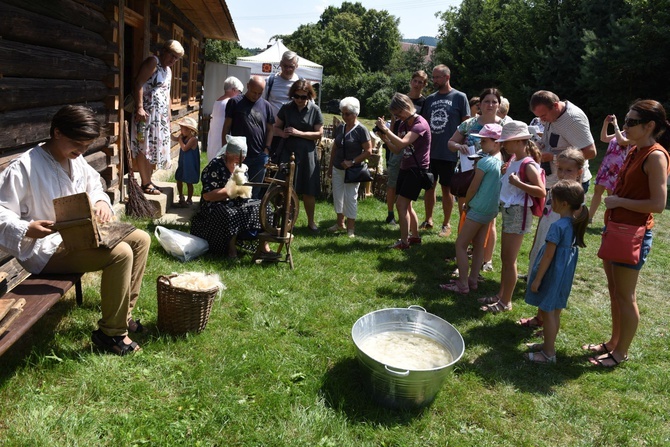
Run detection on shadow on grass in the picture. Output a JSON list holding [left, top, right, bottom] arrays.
[[320, 357, 431, 425]]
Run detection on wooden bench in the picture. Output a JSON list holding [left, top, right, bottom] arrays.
[[0, 249, 83, 356]]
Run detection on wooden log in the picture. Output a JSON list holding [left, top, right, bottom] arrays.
[[0, 3, 114, 59], [0, 102, 107, 151], [2, 0, 110, 35], [0, 40, 111, 81], [0, 78, 109, 113]]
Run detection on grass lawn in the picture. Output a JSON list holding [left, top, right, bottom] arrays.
[[1, 134, 669, 446]]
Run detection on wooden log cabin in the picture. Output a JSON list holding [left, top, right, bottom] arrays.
[[0, 0, 237, 203]]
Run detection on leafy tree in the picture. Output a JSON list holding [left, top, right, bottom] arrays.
[[204, 39, 251, 63], [359, 9, 401, 73]]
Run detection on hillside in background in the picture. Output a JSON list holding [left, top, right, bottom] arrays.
[[401, 36, 437, 46]]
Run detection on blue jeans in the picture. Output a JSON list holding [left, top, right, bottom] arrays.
[[245, 153, 269, 199]]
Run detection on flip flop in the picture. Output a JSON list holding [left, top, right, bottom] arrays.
[[589, 352, 627, 368], [581, 342, 609, 354]]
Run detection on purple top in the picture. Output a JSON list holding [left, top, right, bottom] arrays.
[[398, 114, 431, 170]]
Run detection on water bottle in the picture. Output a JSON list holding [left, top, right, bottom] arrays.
[[137, 120, 146, 143]]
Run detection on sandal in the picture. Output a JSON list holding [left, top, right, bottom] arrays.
[[589, 352, 627, 368], [581, 342, 609, 354], [525, 350, 556, 364], [525, 342, 544, 352], [91, 329, 141, 356], [419, 221, 434, 230], [439, 281, 469, 295], [176, 196, 187, 208], [128, 318, 145, 333], [518, 316, 543, 328], [477, 295, 500, 305], [142, 183, 161, 195], [481, 300, 511, 313]]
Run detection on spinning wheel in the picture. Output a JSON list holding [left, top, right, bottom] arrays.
[[260, 185, 300, 236]]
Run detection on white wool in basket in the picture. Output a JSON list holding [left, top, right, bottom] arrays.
[[170, 272, 225, 293]]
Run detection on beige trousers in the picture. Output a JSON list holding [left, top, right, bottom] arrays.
[[42, 229, 151, 336]]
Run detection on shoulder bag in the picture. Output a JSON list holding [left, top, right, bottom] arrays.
[[410, 146, 434, 190], [342, 124, 373, 183], [597, 219, 645, 265]]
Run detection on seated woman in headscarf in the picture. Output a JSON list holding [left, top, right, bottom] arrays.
[[190, 135, 277, 259]]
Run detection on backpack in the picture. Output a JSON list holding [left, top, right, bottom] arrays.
[[517, 156, 546, 229], [265, 73, 276, 100]]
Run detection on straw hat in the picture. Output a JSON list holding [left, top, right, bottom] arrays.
[[178, 117, 198, 134], [216, 135, 247, 158], [470, 123, 503, 140], [496, 120, 532, 142]]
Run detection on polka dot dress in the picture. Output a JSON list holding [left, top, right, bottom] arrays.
[[191, 157, 263, 255]]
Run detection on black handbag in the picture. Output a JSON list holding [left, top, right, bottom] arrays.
[[340, 124, 373, 183], [410, 147, 434, 190], [344, 162, 373, 183]]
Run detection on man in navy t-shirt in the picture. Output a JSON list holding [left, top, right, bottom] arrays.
[[223, 76, 275, 199]]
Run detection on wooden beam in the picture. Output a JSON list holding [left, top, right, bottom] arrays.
[[0, 78, 109, 113]]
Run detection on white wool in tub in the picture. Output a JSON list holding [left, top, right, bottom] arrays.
[[170, 272, 225, 293]]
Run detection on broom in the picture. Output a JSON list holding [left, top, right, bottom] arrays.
[[123, 121, 156, 219]]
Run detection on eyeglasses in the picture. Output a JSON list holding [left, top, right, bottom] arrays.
[[624, 118, 648, 127], [281, 63, 296, 69], [293, 94, 309, 100], [341, 111, 353, 117]]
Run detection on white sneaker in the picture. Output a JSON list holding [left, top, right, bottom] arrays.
[[481, 261, 493, 272], [348, 231, 355, 238]]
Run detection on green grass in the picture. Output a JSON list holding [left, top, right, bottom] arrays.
[[1, 147, 669, 446]]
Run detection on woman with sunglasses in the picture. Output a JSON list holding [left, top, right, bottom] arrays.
[[585, 100, 670, 367], [273, 80, 324, 232]]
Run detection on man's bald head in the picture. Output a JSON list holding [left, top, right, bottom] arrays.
[[245, 76, 266, 102]]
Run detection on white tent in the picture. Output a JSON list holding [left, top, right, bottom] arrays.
[[236, 41, 323, 105]]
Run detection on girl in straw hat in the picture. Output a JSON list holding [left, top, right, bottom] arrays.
[[479, 120, 545, 313], [173, 116, 200, 207]]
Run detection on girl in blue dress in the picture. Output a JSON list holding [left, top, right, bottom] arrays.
[[524, 180, 589, 364]]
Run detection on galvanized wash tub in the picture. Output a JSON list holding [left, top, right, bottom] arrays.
[[351, 305, 465, 409]]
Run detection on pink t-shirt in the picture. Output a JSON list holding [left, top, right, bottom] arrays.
[[398, 114, 431, 170]]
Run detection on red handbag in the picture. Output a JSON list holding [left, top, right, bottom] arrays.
[[597, 220, 646, 265]]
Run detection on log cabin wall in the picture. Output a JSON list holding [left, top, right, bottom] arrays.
[[0, 0, 207, 204]]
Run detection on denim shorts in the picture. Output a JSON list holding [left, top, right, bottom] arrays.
[[501, 205, 534, 234], [611, 229, 652, 271]]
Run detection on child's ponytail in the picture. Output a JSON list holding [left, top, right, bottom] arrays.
[[524, 140, 542, 163], [572, 205, 588, 248]]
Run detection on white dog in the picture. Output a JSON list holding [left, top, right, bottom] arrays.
[[225, 164, 252, 199]]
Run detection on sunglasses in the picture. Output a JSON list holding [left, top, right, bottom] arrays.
[[624, 118, 648, 127], [293, 94, 309, 100]]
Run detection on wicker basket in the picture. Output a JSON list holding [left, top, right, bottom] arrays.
[[156, 274, 218, 335]]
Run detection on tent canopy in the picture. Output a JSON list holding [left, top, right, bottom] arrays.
[[236, 41, 323, 85]]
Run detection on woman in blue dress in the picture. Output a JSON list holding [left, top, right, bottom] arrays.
[[524, 180, 589, 364]]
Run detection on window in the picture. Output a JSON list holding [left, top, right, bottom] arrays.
[[171, 25, 183, 105], [188, 37, 199, 103]]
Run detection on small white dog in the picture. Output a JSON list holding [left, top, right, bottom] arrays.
[[225, 164, 252, 199]]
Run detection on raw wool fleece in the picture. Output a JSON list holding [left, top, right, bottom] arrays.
[[169, 272, 225, 295], [225, 164, 252, 199]]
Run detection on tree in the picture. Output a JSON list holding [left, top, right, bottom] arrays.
[[359, 9, 401, 73], [204, 39, 251, 63]]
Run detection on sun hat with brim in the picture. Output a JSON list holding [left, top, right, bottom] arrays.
[[470, 123, 503, 140], [496, 120, 532, 142], [216, 135, 247, 158], [178, 117, 198, 134]]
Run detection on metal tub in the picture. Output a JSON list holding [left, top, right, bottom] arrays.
[[351, 305, 465, 409]]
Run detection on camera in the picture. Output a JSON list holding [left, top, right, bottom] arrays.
[[372, 126, 384, 134]]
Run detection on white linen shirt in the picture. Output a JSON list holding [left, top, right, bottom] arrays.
[[0, 145, 112, 273]]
